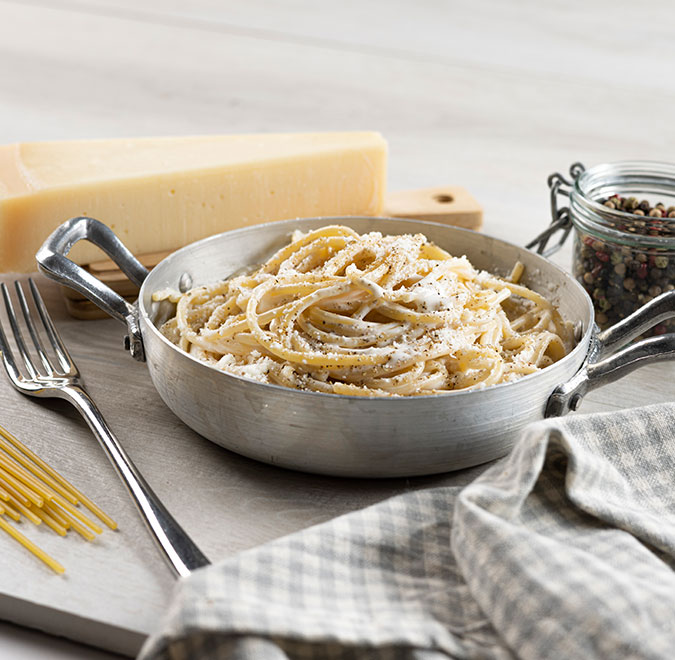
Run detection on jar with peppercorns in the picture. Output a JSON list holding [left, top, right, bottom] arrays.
[[530, 162, 675, 336]]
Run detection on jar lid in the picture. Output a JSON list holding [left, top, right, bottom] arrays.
[[571, 161, 675, 248]]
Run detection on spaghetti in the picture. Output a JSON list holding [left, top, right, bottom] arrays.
[[154, 225, 574, 396], [0, 424, 116, 573]]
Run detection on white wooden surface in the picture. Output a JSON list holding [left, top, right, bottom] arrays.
[[1, 0, 674, 657]]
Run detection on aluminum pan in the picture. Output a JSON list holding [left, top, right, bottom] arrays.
[[137, 217, 593, 477]]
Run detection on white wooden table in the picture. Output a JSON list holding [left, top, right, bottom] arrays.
[[1, 1, 674, 657]]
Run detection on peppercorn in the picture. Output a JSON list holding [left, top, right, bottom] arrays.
[[655, 256, 669, 268], [651, 268, 664, 280], [649, 208, 663, 218], [607, 287, 621, 303], [623, 278, 636, 291]]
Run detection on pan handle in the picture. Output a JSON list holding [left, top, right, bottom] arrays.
[[36, 217, 149, 361], [545, 290, 675, 417]]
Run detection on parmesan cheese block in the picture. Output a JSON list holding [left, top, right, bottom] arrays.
[[0, 132, 387, 272]]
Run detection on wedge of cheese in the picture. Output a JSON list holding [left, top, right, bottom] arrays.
[[0, 132, 387, 272]]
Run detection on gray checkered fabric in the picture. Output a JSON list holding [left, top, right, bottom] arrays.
[[139, 403, 675, 660]]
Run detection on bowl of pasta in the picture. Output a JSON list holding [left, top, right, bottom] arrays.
[[37, 216, 675, 477]]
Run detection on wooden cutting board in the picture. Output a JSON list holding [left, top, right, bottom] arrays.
[[61, 186, 482, 319]]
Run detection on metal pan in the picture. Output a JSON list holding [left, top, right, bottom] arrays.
[[36, 216, 675, 477]]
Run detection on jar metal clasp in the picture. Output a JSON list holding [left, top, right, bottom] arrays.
[[527, 162, 585, 257]]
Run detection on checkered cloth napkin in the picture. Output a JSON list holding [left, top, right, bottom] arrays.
[[139, 403, 675, 660]]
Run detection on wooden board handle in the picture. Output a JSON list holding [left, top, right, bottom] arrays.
[[383, 186, 482, 230]]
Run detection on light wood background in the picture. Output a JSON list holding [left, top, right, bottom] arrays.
[[1, 1, 674, 657]]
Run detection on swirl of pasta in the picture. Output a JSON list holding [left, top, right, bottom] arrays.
[[154, 226, 573, 395]]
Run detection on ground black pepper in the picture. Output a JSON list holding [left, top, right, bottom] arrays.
[[573, 194, 675, 335]]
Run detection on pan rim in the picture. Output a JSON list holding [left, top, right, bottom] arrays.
[[138, 216, 594, 402]]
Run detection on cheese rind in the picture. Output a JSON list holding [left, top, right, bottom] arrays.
[[0, 133, 387, 272]]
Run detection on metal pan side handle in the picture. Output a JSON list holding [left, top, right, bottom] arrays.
[[596, 290, 675, 356], [36, 217, 149, 361], [546, 289, 675, 417]]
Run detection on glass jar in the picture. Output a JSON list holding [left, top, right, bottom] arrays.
[[541, 161, 675, 334]]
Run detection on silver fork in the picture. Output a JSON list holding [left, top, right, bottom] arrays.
[[0, 278, 209, 578]]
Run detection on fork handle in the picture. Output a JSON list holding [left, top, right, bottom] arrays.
[[63, 385, 210, 578]]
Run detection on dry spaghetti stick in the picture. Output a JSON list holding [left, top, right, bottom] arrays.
[[30, 505, 67, 536], [0, 468, 43, 507], [0, 513, 65, 574], [0, 435, 78, 505], [0, 425, 80, 504], [0, 485, 9, 501], [0, 454, 54, 502], [7, 495, 42, 526], [0, 427, 115, 529], [49, 504, 95, 541], [0, 454, 51, 497], [50, 495, 102, 535], [1, 501, 21, 521], [0, 479, 31, 508], [72, 492, 117, 531], [43, 501, 70, 529]]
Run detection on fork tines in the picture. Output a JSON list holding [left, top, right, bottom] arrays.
[[0, 279, 76, 384]]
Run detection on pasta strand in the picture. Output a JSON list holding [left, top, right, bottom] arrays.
[[154, 226, 573, 395]]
